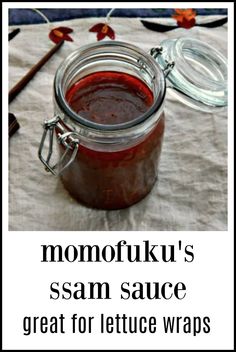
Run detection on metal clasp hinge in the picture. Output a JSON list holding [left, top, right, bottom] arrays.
[[150, 46, 175, 78], [38, 116, 80, 176]]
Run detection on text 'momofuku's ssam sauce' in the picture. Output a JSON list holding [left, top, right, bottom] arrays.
[[59, 71, 165, 209]]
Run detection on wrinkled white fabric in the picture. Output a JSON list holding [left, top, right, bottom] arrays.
[[8, 16, 227, 230]]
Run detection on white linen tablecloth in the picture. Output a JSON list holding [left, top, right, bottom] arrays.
[[8, 16, 228, 231]]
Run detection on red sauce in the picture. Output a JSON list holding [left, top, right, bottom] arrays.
[[66, 71, 154, 125], [59, 71, 164, 209]]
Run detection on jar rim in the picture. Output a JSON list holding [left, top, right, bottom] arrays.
[[54, 40, 166, 132]]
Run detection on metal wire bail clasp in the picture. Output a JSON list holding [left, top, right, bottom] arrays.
[[38, 115, 80, 176], [150, 46, 175, 78]]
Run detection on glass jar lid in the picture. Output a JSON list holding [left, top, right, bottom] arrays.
[[151, 37, 227, 112]]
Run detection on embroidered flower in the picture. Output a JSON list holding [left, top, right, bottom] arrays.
[[172, 9, 197, 29], [49, 27, 73, 44], [89, 23, 115, 41]]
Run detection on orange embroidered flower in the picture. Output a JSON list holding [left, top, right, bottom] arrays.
[[49, 27, 73, 44], [172, 9, 197, 29], [89, 23, 115, 41]]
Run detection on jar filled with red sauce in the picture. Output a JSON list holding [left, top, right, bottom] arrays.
[[38, 40, 227, 209]]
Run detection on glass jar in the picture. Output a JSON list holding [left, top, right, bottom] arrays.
[[38, 38, 227, 210]]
